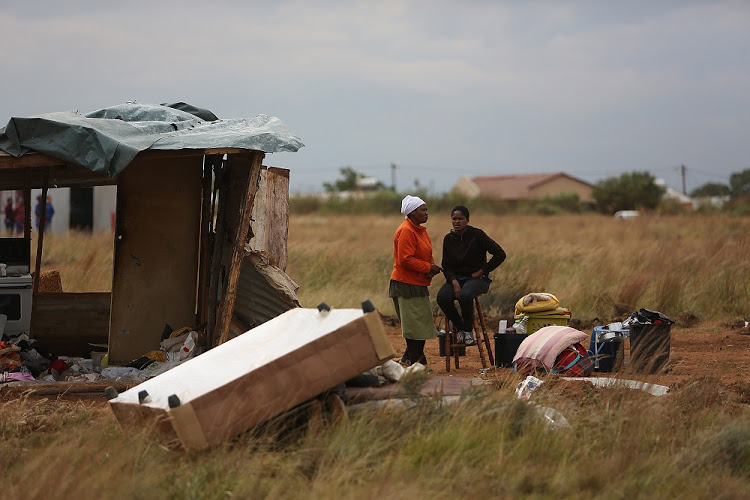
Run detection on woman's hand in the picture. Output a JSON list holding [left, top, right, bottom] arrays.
[[471, 270, 484, 279], [452, 279, 461, 298], [425, 264, 442, 279]]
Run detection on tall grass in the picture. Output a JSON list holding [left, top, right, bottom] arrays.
[[287, 214, 750, 321], [2, 374, 749, 498], [28, 214, 750, 321], [31, 231, 114, 292]]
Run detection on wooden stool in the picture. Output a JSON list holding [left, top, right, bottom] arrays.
[[444, 296, 495, 372]]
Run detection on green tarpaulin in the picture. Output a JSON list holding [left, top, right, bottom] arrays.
[[0, 102, 304, 177]]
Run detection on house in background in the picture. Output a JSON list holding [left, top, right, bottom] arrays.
[[452, 172, 594, 204], [655, 179, 693, 211]]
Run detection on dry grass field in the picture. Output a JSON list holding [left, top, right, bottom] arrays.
[[2, 213, 748, 498], [287, 213, 750, 321]]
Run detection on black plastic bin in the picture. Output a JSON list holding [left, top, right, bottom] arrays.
[[437, 330, 466, 357], [630, 323, 671, 373], [494, 333, 527, 367]]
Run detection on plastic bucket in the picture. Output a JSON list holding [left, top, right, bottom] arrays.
[[494, 333, 527, 367], [630, 324, 671, 373]]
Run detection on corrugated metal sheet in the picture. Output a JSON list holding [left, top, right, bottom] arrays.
[[232, 252, 300, 336]]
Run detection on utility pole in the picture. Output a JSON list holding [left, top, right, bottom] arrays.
[[679, 164, 687, 195], [390, 162, 397, 192]]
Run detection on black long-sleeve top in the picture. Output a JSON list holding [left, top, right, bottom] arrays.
[[441, 225, 506, 283]]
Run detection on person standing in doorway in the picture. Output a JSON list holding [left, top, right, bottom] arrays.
[[3, 197, 13, 235], [44, 195, 54, 232], [34, 195, 43, 231], [13, 198, 24, 234]]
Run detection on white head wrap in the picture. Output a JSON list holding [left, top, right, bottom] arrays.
[[401, 195, 426, 218]]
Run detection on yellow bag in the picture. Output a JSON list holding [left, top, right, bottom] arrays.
[[515, 293, 560, 316]]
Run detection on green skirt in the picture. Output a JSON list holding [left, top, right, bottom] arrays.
[[392, 294, 438, 341]]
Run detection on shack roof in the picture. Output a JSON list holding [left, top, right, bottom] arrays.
[[0, 102, 304, 178]]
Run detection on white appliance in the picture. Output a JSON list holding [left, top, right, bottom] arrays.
[[0, 238, 32, 336]]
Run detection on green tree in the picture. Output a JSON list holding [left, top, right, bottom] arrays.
[[322, 167, 384, 193], [593, 171, 665, 214], [729, 168, 750, 197], [691, 182, 730, 197]]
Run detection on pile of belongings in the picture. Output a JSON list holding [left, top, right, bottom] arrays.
[[513, 293, 572, 333], [1, 333, 56, 383], [624, 308, 675, 327], [0, 325, 203, 386], [512, 325, 593, 377]]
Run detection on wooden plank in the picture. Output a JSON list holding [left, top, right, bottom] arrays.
[[0, 382, 132, 398], [108, 157, 202, 364], [213, 151, 264, 346], [31, 292, 111, 357], [133, 148, 253, 163], [197, 157, 214, 327], [0, 164, 117, 190], [248, 166, 290, 270], [206, 160, 228, 347], [0, 151, 69, 169]]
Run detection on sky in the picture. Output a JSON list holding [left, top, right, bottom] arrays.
[[1, 0, 749, 194]]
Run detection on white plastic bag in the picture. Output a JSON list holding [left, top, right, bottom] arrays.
[[515, 375, 543, 399]]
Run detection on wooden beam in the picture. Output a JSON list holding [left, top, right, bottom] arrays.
[[23, 169, 31, 241], [196, 157, 215, 327], [206, 160, 228, 347], [213, 151, 264, 346], [31, 169, 50, 327]]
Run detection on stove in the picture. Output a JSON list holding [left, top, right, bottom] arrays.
[[0, 238, 32, 336]]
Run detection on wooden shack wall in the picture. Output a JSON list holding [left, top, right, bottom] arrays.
[[108, 157, 202, 364]]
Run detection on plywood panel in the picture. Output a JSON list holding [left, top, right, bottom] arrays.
[[109, 158, 202, 364], [31, 292, 111, 357]]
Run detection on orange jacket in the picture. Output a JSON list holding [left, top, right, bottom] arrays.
[[390, 218, 435, 286]]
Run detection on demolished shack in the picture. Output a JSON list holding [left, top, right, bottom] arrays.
[[0, 102, 303, 364]]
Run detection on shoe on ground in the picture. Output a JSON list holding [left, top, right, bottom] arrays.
[[463, 331, 476, 346], [454, 331, 464, 343]]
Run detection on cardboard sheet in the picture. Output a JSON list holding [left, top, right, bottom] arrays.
[[109, 307, 395, 450]]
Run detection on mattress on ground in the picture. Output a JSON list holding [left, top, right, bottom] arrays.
[[109, 307, 395, 450]]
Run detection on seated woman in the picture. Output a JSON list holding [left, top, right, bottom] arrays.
[[389, 195, 442, 366], [437, 205, 506, 346]]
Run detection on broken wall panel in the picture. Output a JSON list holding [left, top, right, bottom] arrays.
[[109, 307, 395, 451], [230, 251, 300, 339], [248, 166, 290, 270], [108, 157, 202, 364]]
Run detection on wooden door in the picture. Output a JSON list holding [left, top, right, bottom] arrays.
[[108, 157, 202, 364]]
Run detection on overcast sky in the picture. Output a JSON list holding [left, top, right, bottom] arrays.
[[1, 1, 748, 193]]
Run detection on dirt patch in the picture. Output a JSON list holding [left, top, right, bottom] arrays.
[[385, 319, 750, 394]]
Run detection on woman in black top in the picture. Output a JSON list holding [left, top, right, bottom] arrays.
[[437, 206, 506, 345]]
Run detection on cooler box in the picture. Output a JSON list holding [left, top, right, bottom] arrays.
[[520, 313, 571, 334], [588, 326, 627, 372], [494, 333, 527, 367]]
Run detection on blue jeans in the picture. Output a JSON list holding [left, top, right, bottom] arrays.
[[437, 278, 490, 332]]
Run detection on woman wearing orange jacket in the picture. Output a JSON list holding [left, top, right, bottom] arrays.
[[389, 195, 441, 366]]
